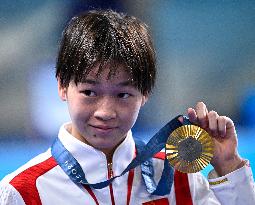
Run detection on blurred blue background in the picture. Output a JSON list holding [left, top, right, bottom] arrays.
[[0, 0, 255, 179]]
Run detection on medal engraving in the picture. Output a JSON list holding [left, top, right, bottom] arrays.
[[178, 136, 203, 162]]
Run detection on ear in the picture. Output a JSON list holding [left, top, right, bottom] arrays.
[[141, 94, 149, 106], [57, 79, 67, 101]]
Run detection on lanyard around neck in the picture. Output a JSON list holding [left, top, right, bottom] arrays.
[[51, 115, 189, 196]]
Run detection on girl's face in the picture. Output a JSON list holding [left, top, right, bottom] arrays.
[[58, 63, 147, 156]]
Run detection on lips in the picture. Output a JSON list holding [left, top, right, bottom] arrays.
[[89, 124, 117, 133], [90, 124, 115, 129]]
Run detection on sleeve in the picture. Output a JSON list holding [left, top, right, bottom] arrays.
[[208, 161, 255, 205], [187, 172, 221, 205], [0, 180, 25, 205]]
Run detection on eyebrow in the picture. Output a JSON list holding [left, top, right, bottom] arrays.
[[81, 79, 133, 87]]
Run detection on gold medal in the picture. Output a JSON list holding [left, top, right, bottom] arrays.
[[165, 125, 214, 173]]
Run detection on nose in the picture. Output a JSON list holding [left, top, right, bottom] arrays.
[[94, 96, 117, 121]]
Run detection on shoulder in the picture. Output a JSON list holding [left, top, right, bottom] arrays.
[[2, 149, 58, 192], [1, 149, 58, 205]]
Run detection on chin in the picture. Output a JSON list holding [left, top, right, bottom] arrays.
[[90, 138, 116, 148], [84, 131, 126, 150]]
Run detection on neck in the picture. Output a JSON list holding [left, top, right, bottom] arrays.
[[101, 148, 114, 163]]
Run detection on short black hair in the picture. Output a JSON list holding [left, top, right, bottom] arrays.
[[56, 9, 156, 95]]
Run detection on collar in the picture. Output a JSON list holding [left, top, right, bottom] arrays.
[[57, 122, 136, 184]]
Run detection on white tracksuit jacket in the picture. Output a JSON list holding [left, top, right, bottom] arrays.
[[1, 123, 255, 205]]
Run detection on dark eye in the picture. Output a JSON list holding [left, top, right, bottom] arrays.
[[81, 90, 96, 97], [118, 93, 130, 99]]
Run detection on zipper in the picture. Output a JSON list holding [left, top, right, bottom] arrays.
[[108, 162, 114, 178], [107, 162, 116, 205]]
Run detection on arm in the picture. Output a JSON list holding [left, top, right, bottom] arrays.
[[208, 161, 255, 204], [187, 102, 255, 204]]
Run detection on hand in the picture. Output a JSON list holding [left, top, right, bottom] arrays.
[[186, 102, 244, 176]]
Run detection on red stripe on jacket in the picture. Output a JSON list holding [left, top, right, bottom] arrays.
[[174, 171, 193, 205], [10, 157, 58, 205], [153, 152, 193, 205], [143, 197, 169, 204], [153, 152, 165, 160]]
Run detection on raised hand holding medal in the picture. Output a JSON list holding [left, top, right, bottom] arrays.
[[177, 102, 243, 176]]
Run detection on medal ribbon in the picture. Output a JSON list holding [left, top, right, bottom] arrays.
[[51, 115, 190, 196]]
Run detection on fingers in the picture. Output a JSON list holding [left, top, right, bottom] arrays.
[[187, 102, 234, 138], [196, 102, 208, 128], [208, 111, 219, 137], [217, 116, 227, 137], [187, 108, 197, 123], [178, 116, 184, 124], [187, 102, 208, 128], [218, 116, 235, 137]]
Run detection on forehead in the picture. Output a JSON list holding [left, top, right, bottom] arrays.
[[84, 62, 132, 82]]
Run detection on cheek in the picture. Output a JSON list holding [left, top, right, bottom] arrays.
[[67, 102, 89, 125], [122, 103, 142, 128]]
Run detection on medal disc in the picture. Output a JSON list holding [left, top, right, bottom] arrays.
[[165, 125, 214, 173]]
